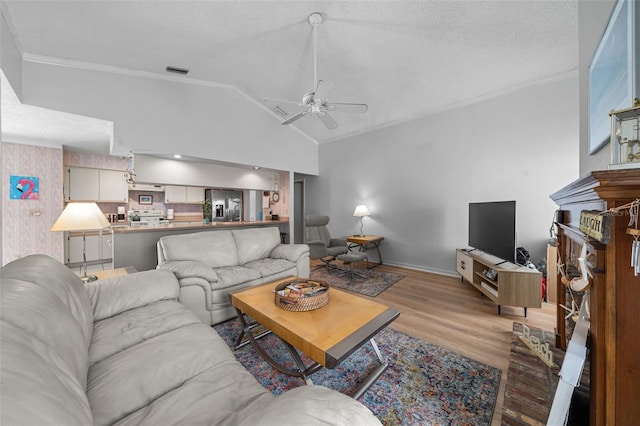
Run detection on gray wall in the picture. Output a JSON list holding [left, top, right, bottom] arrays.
[[306, 75, 579, 275], [579, 0, 618, 174]]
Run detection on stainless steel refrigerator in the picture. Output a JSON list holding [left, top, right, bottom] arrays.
[[205, 189, 243, 222]]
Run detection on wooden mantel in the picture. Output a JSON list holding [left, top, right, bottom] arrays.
[[550, 169, 640, 426]]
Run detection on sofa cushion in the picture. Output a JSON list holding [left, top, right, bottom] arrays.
[[1, 321, 94, 426], [238, 385, 382, 426], [1, 278, 93, 390], [244, 258, 296, 277], [87, 322, 257, 426], [111, 358, 275, 426], [214, 265, 261, 288], [89, 300, 201, 366], [159, 231, 239, 268], [0, 254, 93, 353], [232, 227, 281, 265]]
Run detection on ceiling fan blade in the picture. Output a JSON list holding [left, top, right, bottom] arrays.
[[326, 102, 368, 114], [318, 111, 338, 129], [263, 97, 302, 106], [313, 80, 332, 102], [281, 110, 309, 125]]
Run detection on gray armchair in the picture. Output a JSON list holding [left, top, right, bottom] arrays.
[[305, 214, 348, 270]]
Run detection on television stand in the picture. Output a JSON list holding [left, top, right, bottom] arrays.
[[456, 249, 541, 316]]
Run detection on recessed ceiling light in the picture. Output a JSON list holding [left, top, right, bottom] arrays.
[[253, 166, 260, 170], [166, 66, 189, 75], [174, 154, 182, 159]]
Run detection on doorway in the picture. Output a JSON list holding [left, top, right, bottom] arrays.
[[294, 180, 304, 243]]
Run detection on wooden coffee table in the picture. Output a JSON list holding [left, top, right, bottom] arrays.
[[230, 277, 400, 399]]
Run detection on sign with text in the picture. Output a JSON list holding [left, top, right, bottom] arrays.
[[579, 210, 611, 244]]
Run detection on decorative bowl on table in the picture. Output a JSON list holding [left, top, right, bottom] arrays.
[[274, 279, 329, 311]]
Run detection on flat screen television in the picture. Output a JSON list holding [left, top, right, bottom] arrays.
[[468, 201, 516, 263]]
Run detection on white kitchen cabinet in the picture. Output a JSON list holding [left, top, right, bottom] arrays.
[[65, 167, 128, 202], [98, 170, 129, 202], [186, 186, 205, 203], [102, 233, 113, 261], [165, 185, 204, 204], [164, 185, 186, 203], [67, 231, 113, 265], [67, 234, 100, 264], [67, 167, 99, 201]]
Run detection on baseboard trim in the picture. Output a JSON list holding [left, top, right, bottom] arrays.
[[382, 260, 459, 278]]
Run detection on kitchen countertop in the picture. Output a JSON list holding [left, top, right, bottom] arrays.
[[110, 218, 289, 233]]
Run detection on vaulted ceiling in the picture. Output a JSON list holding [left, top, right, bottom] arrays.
[[1, 0, 578, 153]]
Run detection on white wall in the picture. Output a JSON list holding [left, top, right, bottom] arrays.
[[134, 155, 277, 190], [1, 10, 21, 99], [307, 75, 579, 275], [20, 59, 319, 175]]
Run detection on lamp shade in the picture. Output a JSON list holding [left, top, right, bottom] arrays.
[[51, 202, 110, 232], [353, 205, 370, 217]]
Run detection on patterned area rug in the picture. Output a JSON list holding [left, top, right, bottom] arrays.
[[310, 265, 403, 297], [214, 319, 501, 425]]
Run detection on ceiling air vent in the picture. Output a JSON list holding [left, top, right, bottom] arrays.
[[166, 66, 189, 75]]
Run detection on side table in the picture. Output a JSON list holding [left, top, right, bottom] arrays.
[[346, 235, 384, 269], [92, 266, 137, 280]]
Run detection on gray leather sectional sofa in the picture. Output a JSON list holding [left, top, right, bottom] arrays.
[[157, 227, 310, 324], [0, 254, 380, 425]]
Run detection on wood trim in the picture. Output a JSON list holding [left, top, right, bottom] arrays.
[[551, 170, 640, 426], [325, 308, 400, 368]]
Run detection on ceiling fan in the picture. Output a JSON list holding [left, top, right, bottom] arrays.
[[264, 12, 368, 130]]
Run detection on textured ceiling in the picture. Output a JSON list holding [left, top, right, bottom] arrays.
[[1, 0, 578, 152]]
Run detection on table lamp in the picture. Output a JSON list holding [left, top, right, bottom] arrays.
[[51, 202, 110, 282], [353, 205, 370, 236]]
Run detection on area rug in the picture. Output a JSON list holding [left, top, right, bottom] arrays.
[[214, 319, 501, 425], [310, 266, 403, 297]]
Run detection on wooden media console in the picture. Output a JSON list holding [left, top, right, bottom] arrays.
[[456, 249, 542, 316]]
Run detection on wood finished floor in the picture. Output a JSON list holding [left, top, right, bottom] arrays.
[[314, 260, 556, 426]]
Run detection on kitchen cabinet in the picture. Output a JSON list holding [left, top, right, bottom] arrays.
[[186, 186, 205, 203], [66, 231, 113, 265], [67, 167, 99, 201], [65, 167, 128, 202], [165, 185, 204, 203], [68, 234, 100, 264], [98, 170, 129, 202]]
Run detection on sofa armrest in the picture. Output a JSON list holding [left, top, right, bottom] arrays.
[[238, 385, 381, 426], [86, 269, 180, 321], [305, 240, 328, 259], [270, 244, 310, 262], [157, 260, 219, 283]]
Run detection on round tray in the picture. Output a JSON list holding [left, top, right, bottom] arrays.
[[274, 279, 330, 312]]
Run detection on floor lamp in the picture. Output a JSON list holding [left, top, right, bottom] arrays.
[[353, 205, 370, 236], [51, 202, 110, 283]]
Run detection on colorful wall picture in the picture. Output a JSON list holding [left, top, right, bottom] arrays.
[[139, 194, 153, 204], [10, 175, 39, 200]]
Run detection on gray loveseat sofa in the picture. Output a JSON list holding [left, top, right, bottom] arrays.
[[0, 254, 380, 426], [157, 227, 309, 325]]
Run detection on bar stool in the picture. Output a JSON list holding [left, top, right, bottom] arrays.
[[336, 252, 368, 282]]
